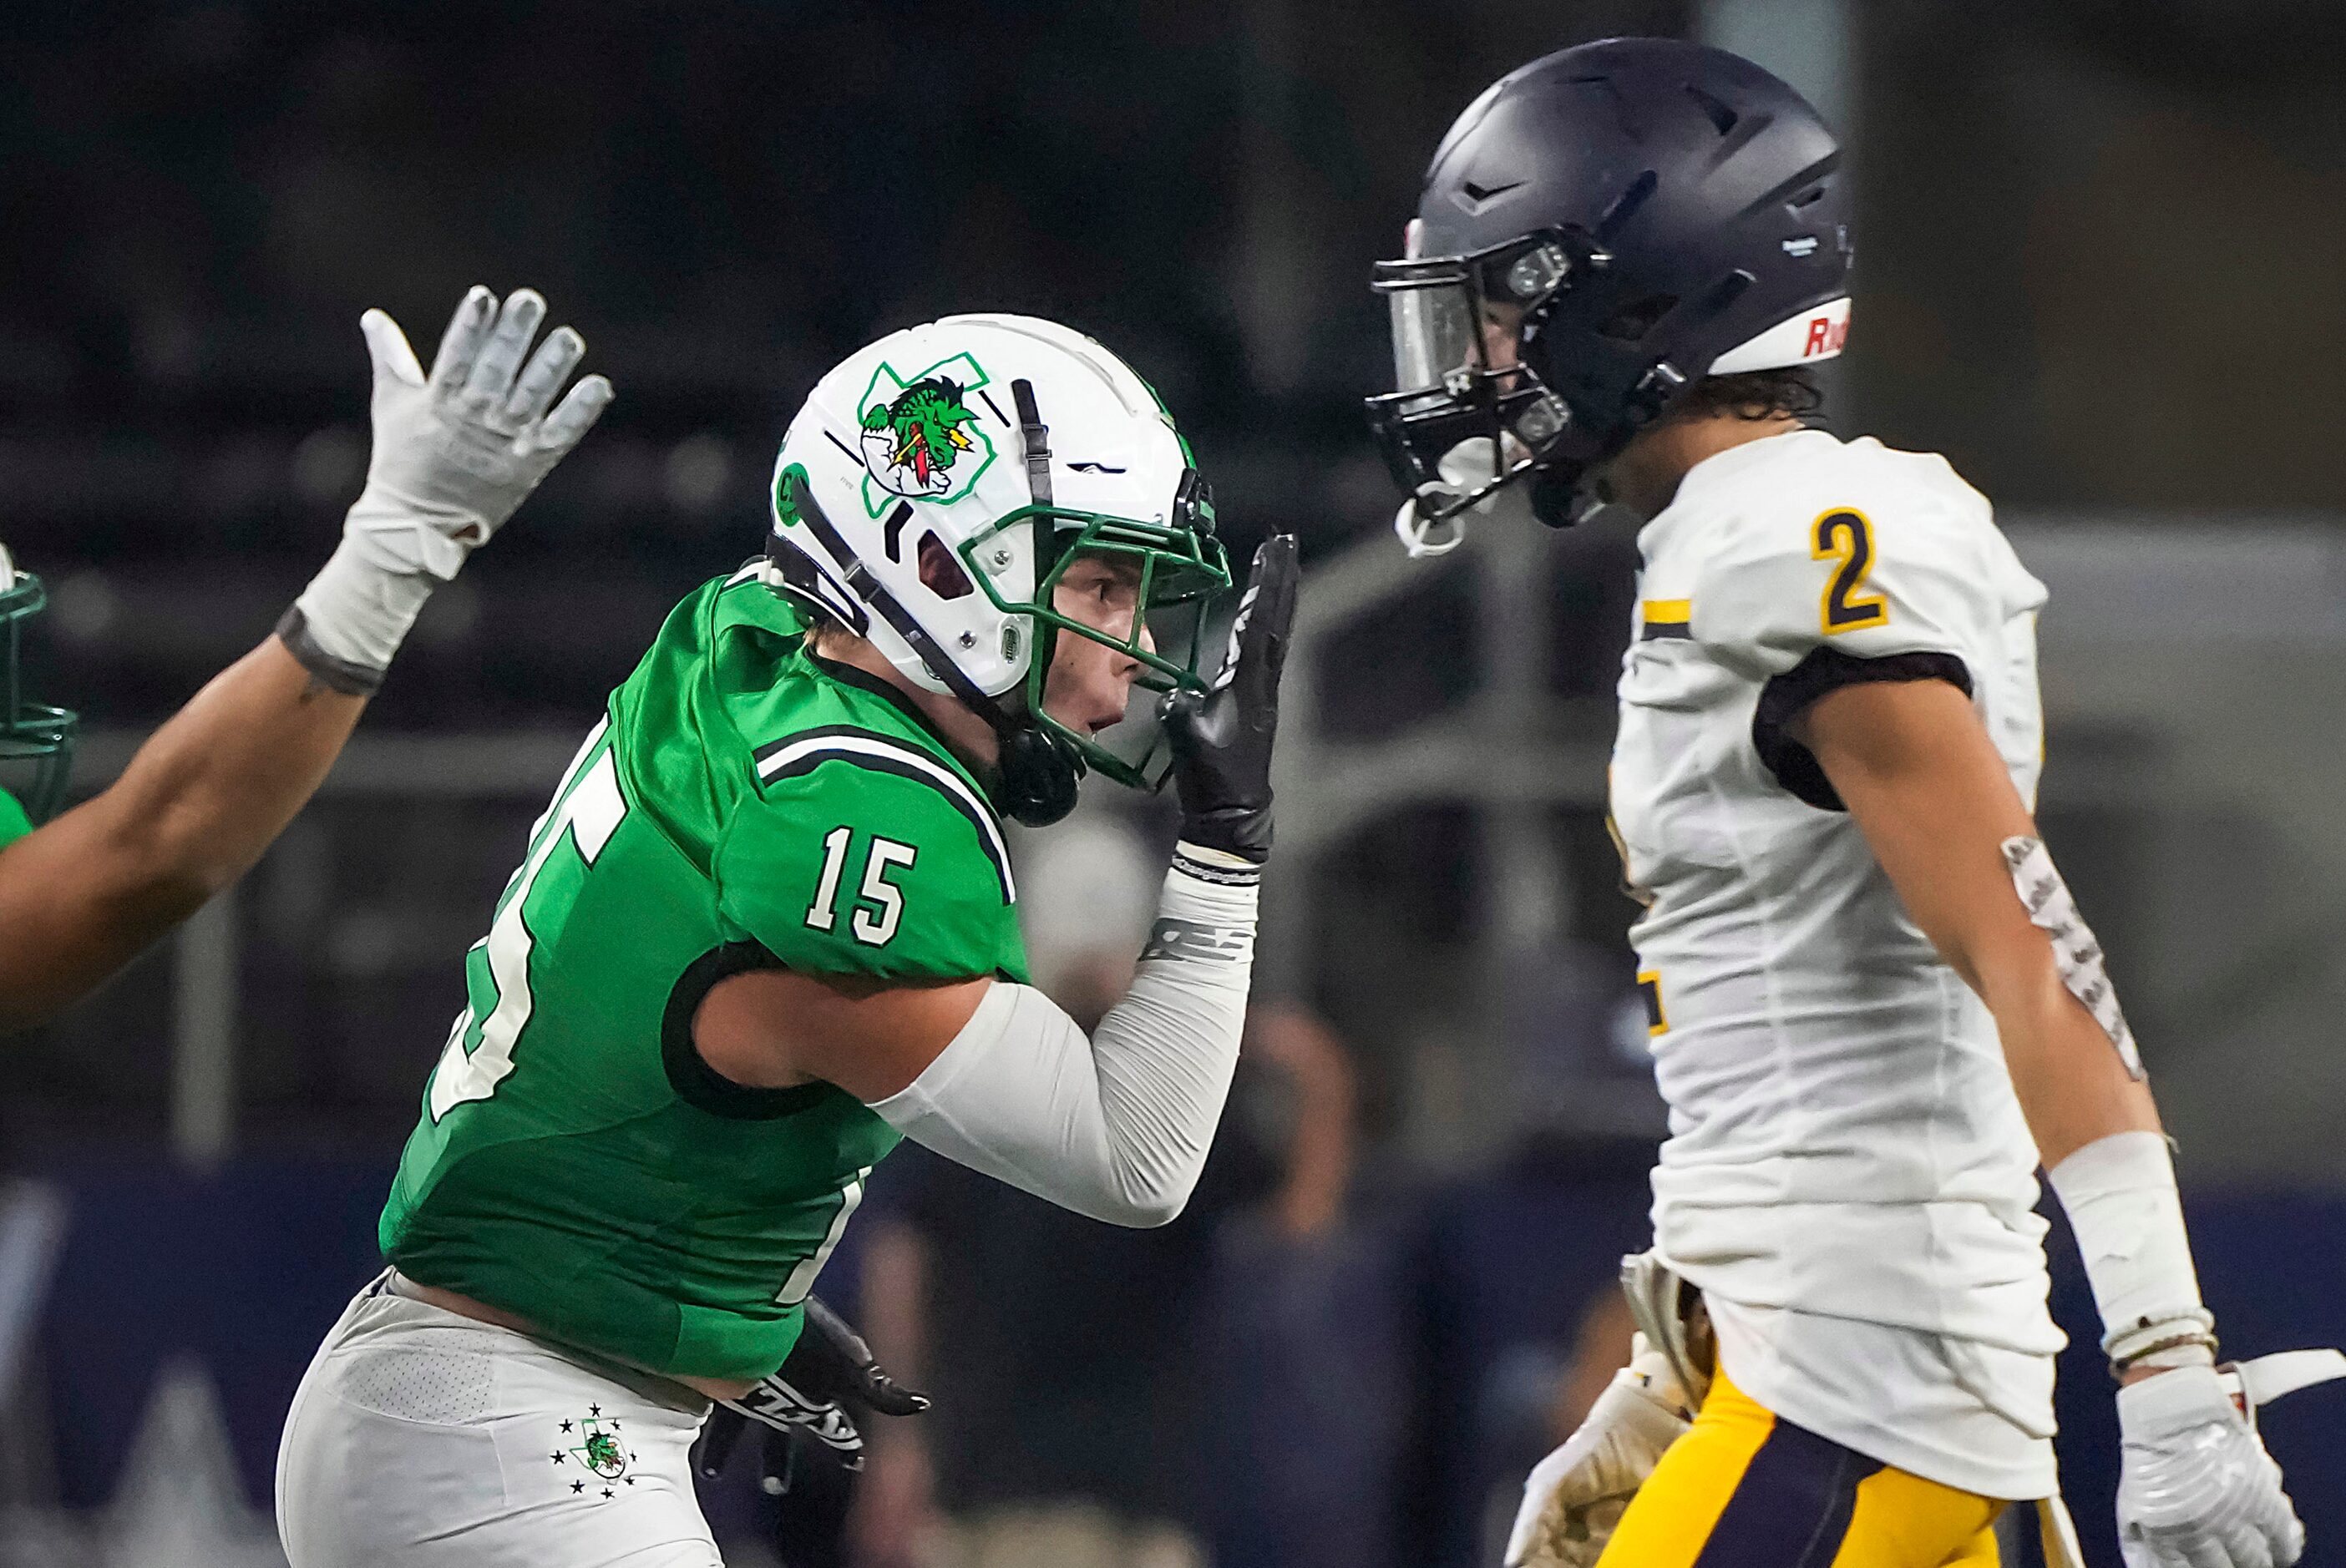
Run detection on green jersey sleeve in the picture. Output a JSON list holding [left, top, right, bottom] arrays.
[[715, 731, 1022, 983], [0, 787, 30, 850]]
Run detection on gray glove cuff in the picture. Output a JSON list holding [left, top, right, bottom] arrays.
[[275, 604, 387, 695]]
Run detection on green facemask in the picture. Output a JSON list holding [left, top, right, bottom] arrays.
[[0, 567, 78, 825], [957, 506, 1231, 791]]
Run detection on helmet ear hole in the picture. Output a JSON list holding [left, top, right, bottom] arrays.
[[915, 531, 975, 600], [1599, 293, 1679, 343]]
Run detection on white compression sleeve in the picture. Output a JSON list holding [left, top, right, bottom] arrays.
[[867, 847, 1257, 1227], [2046, 1130, 2216, 1373]]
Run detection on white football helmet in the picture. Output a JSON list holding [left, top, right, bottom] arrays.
[[765, 315, 1228, 824]]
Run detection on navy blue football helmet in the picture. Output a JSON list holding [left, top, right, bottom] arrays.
[[1366, 38, 1853, 545]]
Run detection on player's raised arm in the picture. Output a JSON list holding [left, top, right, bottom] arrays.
[[0, 287, 611, 1031], [699, 536, 1295, 1228], [863, 536, 1291, 1225], [1798, 676, 2339, 1568]]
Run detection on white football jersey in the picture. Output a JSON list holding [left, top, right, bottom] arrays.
[[1610, 428, 2063, 1493]]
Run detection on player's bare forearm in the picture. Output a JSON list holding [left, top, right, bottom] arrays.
[[0, 636, 362, 1030], [0, 290, 610, 1035], [859, 1222, 930, 1391], [1796, 677, 2160, 1166]]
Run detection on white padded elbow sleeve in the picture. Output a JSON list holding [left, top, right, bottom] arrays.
[[868, 851, 1257, 1227]]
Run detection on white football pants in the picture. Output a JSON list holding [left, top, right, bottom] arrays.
[[276, 1272, 722, 1567]]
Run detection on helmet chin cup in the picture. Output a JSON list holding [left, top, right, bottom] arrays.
[[996, 725, 1083, 827]]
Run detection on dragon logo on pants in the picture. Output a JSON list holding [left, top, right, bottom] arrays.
[[549, 1406, 636, 1499]]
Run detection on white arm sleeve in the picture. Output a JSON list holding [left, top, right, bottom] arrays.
[[865, 847, 1257, 1227]]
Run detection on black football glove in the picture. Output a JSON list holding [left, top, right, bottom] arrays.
[[1161, 534, 1299, 862], [691, 1295, 930, 1485], [758, 1424, 863, 1568]]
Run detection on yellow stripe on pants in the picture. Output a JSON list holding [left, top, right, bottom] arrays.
[[1829, 1463, 2002, 1568]]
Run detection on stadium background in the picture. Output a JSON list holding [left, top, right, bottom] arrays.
[[2, 0, 2343, 1563]]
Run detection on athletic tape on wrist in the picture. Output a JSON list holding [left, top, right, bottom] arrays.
[[2046, 1130, 2213, 1376], [292, 529, 437, 672], [2107, 1320, 2218, 1373], [2004, 836, 2144, 1079], [274, 605, 386, 695]]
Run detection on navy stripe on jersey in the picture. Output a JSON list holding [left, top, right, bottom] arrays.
[[808, 654, 963, 756], [754, 726, 1015, 903], [1691, 1417, 1884, 1568]]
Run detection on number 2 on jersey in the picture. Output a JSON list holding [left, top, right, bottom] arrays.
[[805, 828, 919, 947], [1812, 508, 1889, 634]]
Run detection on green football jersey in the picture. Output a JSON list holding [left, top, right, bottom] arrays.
[[0, 787, 28, 850], [381, 567, 1028, 1381]]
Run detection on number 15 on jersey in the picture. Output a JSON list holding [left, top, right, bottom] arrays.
[[804, 827, 918, 948], [428, 721, 629, 1122]]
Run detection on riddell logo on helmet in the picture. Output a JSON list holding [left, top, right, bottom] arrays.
[[1705, 296, 1850, 377]]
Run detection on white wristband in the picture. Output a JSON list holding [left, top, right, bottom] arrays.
[[2046, 1130, 2215, 1372]]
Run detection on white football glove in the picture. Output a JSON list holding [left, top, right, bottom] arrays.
[[1503, 1337, 1695, 1568], [2116, 1352, 2346, 1568], [291, 286, 613, 677]]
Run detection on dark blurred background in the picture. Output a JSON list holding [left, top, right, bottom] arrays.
[[1, 1, 2343, 1565]]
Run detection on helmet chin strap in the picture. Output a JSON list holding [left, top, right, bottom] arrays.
[[996, 377, 1085, 825], [772, 424, 1085, 829]]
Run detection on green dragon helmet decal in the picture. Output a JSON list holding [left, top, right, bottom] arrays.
[[856, 354, 997, 515]]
